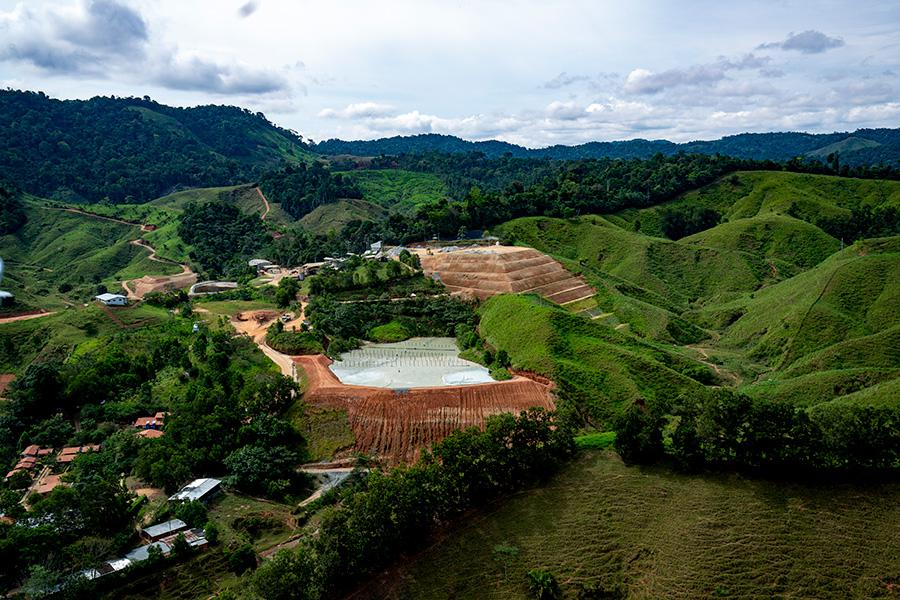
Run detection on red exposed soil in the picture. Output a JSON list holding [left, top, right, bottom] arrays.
[[417, 246, 594, 305], [0, 374, 15, 398], [295, 354, 555, 463], [0, 310, 53, 324]]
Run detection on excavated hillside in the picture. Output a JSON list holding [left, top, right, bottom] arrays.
[[417, 246, 594, 304]]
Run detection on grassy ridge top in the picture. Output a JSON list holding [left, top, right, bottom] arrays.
[[498, 215, 790, 309], [338, 169, 448, 213], [680, 214, 839, 269], [478, 294, 713, 425], [615, 170, 900, 239]]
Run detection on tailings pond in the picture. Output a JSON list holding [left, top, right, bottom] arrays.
[[329, 337, 493, 388]]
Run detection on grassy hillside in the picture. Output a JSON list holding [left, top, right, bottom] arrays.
[[0, 303, 172, 372], [64, 185, 289, 265], [340, 169, 448, 213], [0, 198, 181, 310], [299, 199, 388, 234], [493, 173, 900, 410], [706, 238, 900, 369], [614, 170, 900, 239], [499, 215, 792, 310], [478, 294, 715, 425], [374, 451, 900, 600], [680, 214, 840, 269]]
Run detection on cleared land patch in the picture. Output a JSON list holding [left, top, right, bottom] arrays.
[[295, 353, 554, 463]]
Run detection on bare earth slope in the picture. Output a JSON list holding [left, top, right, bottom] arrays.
[[295, 354, 554, 463], [418, 246, 594, 305]]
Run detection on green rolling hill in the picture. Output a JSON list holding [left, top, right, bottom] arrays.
[[0, 197, 181, 310], [299, 199, 388, 234], [492, 171, 900, 411], [679, 214, 840, 269]]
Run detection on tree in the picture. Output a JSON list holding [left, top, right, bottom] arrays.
[[174, 500, 208, 528], [228, 544, 258, 575], [275, 277, 300, 308], [614, 402, 662, 463]]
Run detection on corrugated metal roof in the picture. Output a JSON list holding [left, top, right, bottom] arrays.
[[142, 518, 187, 539], [168, 478, 221, 502]]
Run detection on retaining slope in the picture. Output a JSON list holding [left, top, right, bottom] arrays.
[[295, 354, 555, 463], [418, 246, 594, 305]]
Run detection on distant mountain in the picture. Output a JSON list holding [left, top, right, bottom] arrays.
[[315, 129, 900, 166], [0, 90, 314, 203]]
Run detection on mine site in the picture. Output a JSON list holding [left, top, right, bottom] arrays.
[[4, 19, 899, 595]]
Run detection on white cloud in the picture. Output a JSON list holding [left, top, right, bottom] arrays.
[[318, 102, 396, 119]]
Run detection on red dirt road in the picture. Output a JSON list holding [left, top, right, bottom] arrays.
[[295, 354, 555, 463], [256, 187, 271, 221]]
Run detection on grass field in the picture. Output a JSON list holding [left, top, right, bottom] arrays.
[[372, 451, 900, 600], [613, 170, 900, 239], [0, 304, 172, 372], [340, 169, 448, 213], [299, 198, 388, 234], [207, 492, 298, 552], [0, 199, 182, 310], [288, 403, 356, 462]]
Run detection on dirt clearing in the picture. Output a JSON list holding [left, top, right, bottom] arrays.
[[296, 354, 554, 463], [416, 245, 594, 304]]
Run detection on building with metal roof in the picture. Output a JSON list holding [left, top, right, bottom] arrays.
[[168, 478, 221, 502], [141, 518, 187, 543]]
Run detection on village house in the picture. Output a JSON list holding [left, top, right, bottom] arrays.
[[56, 444, 101, 464], [134, 411, 166, 430], [95, 293, 128, 306]]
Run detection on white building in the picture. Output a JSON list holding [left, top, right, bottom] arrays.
[[95, 293, 128, 306], [168, 478, 222, 502]]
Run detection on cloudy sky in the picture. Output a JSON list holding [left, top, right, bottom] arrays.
[[1, 0, 899, 147]]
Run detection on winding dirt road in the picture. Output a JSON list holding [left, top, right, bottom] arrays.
[[256, 187, 271, 221]]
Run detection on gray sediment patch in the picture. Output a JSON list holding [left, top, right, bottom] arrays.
[[329, 337, 493, 389]]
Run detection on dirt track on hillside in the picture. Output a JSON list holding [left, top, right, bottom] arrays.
[[295, 354, 555, 463], [121, 240, 196, 299], [256, 187, 271, 220], [0, 311, 54, 324]]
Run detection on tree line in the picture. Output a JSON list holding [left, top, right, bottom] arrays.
[[252, 408, 574, 600]]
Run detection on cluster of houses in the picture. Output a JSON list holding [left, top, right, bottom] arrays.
[[133, 411, 167, 439], [80, 478, 221, 583], [249, 242, 389, 282], [6, 411, 169, 495], [5, 444, 102, 496]]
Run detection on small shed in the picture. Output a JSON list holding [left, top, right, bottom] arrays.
[[95, 293, 128, 306], [141, 518, 188, 543], [168, 478, 222, 503]]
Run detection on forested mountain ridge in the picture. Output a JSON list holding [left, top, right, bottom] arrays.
[[0, 90, 314, 204], [315, 128, 900, 166]]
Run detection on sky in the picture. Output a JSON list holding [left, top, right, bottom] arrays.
[[1, 0, 899, 147]]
